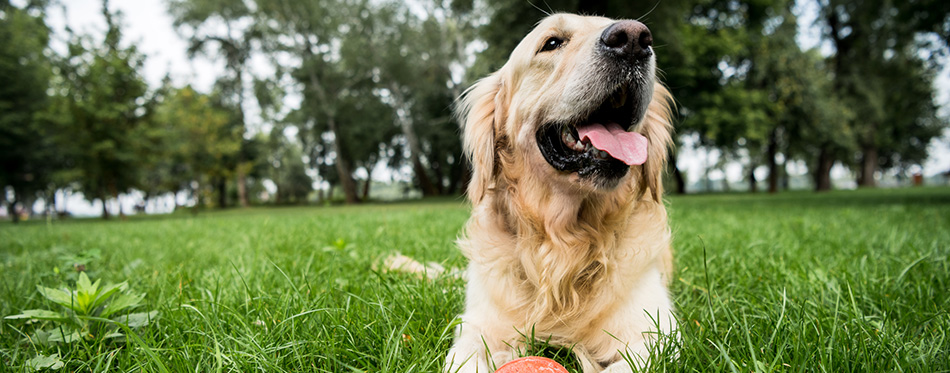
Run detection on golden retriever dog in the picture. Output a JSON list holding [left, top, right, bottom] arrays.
[[445, 14, 676, 373]]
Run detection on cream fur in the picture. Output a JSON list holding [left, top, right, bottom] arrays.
[[446, 14, 677, 373]]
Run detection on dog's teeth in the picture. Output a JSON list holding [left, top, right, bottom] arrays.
[[561, 127, 576, 145], [562, 127, 589, 152]]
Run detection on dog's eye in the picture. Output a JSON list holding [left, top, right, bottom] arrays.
[[539, 37, 564, 52]]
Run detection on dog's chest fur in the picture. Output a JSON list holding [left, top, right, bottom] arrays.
[[463, 183, 666, 337]]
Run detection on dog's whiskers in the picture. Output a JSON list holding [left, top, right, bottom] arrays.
[[526, 0, 552, 17], [636, 0, 664, 23]]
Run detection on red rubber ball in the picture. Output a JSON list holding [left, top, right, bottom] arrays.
[[495, 357, 569, 373]]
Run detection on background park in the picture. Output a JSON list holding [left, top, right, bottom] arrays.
[[1, 0, 949, 371]]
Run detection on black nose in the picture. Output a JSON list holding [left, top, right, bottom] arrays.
[[600, 20, 653, 60]]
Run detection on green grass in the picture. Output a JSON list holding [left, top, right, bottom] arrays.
[[1, 188, 948, 372]]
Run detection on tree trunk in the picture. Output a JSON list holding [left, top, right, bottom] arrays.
[[60, 189, 70, 216], [360, 160, 376, 201], [22, 194, 35, 220], [301, 44, 359, 204], [235, 66, 250, 208], [703, 149, 713, 192], [672, 166, 686, 194], [117, 194, 126, 220], [216, 177, 228, 208], [748, 164, 758, 193], [327, 117, 360, 204], [237, 169, 248, 207], [6, 201, 19, 224], [391, 85, 439, 196], [432, 160, 445, 195], [669, 151, 687, 194], [191, 183, 201, 215], [412, 153, 438, 196], [362, 177, 371, 201], [814, 145, 834, 192], [44, 190, 54, 222], [780, 156, 789, 190], [767, 129, 779, 194], [101, 198, 111, 220], [857, 145, 878, 188]]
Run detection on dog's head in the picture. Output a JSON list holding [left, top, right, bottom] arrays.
[[459, 13, 673, 204]]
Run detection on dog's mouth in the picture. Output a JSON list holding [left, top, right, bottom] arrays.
[[536, 85, 648, 182]]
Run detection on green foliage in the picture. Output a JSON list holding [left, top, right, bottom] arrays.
[[263, 128, 315, 204], [3, 0, 948, 217], [371, 1, 477, 195], [876, 56, 945, 169], [48, 2, 157, 214], [5, 271, 158, 345], [168, 0, 261, 208], [150, 85, 241, 207], [819, 0, 949, 184], [253, 0, 384, 202], [0, 1, 54, 219]]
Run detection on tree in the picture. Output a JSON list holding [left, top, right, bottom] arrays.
[[54, 0, 155, 218], [743, 14, 852, 193], [152, 86, 241, 209], [736, 4, 857, 193], [262, 127, 314, 204], [819, 0, 949, 188], [167, 0, 259, 207], [256, 0, 409, 204], [137, 77, 183, 205], [776, 48, 854, 192], [0, 1, 54, 222], [371, 0, 479, 196], [874, 56, 945, 173]]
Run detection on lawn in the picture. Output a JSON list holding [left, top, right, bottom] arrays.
[[1, 188, 948, 372]]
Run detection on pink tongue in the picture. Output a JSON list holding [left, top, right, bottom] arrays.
[[576, 123, 648, 166]]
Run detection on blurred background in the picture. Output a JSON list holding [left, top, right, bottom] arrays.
[[1, 0, 948, 220]]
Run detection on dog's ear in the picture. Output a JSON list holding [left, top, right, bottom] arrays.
[[457, 73, 507, 204], [638, 83, 675, 202]]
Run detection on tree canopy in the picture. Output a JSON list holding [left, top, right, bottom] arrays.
[[0, 0, 947, 219]]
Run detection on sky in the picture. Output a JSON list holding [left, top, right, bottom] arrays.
[[46, 0, 221, 92], [31, 0, 950, 215]]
